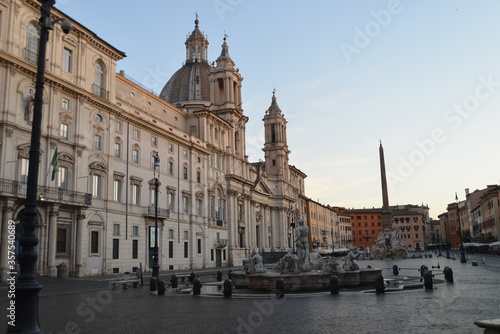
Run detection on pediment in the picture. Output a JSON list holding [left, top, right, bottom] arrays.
[[252, 177, 272, 195]]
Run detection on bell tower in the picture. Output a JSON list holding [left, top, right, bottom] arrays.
[[209, 36, 243, 110], [262, 91, 290, 187]]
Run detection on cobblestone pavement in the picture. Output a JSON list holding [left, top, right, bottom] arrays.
[[2, 252, 500, 334]]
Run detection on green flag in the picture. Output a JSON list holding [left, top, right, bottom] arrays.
[[51, 147, 59, 181]]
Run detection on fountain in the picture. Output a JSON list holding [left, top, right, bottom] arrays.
[[232, 219, 383, 292], [370, 228, 409, 259]]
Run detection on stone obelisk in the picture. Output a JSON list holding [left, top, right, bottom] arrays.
[[379, 141, 392, 229]]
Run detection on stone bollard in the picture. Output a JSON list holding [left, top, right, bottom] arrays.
[[330, 275, 339, 295], [193, 277, 202, 295], [375, 274, 385, 295], [228, 269, 233, 280], [424, 270, 433, 290], [216, 270, 223, 282], [420, 265, 428, 278], [157, 278, 165, 295], [223, 279, 232, 298], [189, 272, 196, 284], [443, 266, 454, 283], [276, 278, 285, 298], [57, 263, 68, 279], [170, 274, 178, 288], [150, 276, 158, 292], [392, 265, 399, 276]]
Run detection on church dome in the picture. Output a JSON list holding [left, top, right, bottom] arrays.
[[159, 61, 211, 103], [159, 18, 211, 104]]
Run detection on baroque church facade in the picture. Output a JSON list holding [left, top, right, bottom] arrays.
[[0, 1, 307, 280]]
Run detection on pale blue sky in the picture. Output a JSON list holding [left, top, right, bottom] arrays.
[[56, 1, 500, 218]]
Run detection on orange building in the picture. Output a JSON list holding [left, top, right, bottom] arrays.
[[345, 208, 383, 252]]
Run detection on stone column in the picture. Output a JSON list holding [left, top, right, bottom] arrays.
[[228, 77, 234, 103], [47, 206, 59, 277], [226, 190, 237, 266], [210, 79, 216, 103], [74, 213, 86, 277], [279, 207, 287, 249], [224, 77, 230, 103]]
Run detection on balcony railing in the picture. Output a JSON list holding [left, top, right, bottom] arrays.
[[92, 84, 109, 100], [146, 205, 170, 218], [0, 178, 91, 206]]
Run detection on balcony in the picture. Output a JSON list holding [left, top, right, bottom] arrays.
[[0, 178, 91, 207], [146, 205, 170, 218], [92, 84, 109, 100], [214, 239, 227, 249]]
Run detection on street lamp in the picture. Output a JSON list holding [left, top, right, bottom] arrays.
[[9, 1, 72, 333], [456, 202, 467, 263], [289, 208, 295, 252], [150, 155, 164, 294]]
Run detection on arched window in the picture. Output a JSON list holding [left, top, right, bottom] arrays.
[[214, 188, 225, 225], [25, 22, 40, 64], [93, 60, 107, 98], [89, 162, 107, 199]]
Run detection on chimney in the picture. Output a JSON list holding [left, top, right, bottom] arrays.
[[465, 188, 469, 196]]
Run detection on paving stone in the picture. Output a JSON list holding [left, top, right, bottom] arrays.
[[2, 252, 500, 334]]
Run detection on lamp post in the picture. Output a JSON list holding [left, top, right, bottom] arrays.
[[8, 1, 72, 332], [456, 202, 467, 263], [289, 208, 295, 252], [150, 155, 164, 294], [331, 227, 335, 256]]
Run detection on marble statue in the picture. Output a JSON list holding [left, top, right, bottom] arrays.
[[322, 256, 341, 274], [371, 228, 408, 259], [343, 247, 362, 271], [273, 250, 300, 274], [242, 250, 267, 274], [295, 219, 312, 272]]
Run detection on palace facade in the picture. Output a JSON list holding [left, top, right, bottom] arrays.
[[0, 1, 307, 280]]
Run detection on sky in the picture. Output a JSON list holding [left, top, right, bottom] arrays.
[[55, 0, 500, 219]]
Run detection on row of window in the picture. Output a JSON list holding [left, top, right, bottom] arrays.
[[354, 215, 382, 220], [25, 22, 107, 99], [357, 222, 382, 227], [112, 225, 194, 241], [89, 229, 204, 260], [21, 159, 224, 220]]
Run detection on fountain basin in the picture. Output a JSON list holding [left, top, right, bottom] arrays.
[[231, 268, 383, 292]]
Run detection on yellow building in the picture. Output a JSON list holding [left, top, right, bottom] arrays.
[[305, 199, 338, 252]]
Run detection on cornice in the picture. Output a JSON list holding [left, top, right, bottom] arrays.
[[22, 0, 126, 60]]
